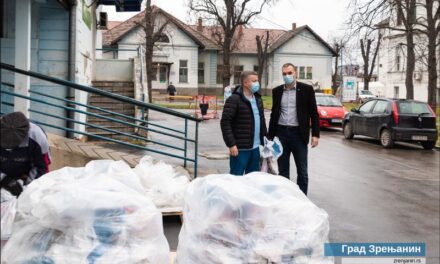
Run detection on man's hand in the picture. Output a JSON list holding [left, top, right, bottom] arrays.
[[311, 137, 319, 148], [229, 145, 239, 157]]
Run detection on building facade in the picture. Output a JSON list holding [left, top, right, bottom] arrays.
[[102, 8, 336, 95]]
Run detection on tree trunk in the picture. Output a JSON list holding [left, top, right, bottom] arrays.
[[405, 31, 415, 99], [144, 0, 154, 104], [426, 0, 438, 109], [222, 34, 232, 89], [331, 44, 340, 95]]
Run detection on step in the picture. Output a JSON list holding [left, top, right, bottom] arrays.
[[87, 126, 135, 134], [88, 102, 135, 109], [87, 132, 138, 142], [89, 92, 134, 99], [92, 81, 134, 87], [87, 114, 136, 123], [88, 109, 135, 117]]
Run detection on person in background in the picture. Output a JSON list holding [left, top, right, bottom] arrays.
[[224, 85, 232, 103], [221, 71, 267, 175], [0, 112, 51, 196], [268, 63, 320, 195], [167, 82, 177, 101]]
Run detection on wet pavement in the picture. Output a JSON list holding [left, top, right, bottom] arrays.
[[105, 110, 440, 261]]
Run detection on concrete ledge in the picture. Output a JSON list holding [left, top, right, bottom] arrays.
[[48, 134, 142, 170], [47, 134, 191, 180]]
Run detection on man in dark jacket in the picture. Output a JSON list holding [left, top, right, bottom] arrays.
[[0, 112, 51, 196], [221, 71, 267, 175], [167, 82, 176, 101], [268, 63, 319, 195]]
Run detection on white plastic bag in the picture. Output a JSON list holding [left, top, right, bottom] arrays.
[[1, 160, 170, 264], [133, 156, 189, 209], [1, 192, 17, 240], [176, 173, 333, 264], [260, 137, 283, 174]]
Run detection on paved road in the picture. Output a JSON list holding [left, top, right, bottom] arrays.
[[116, 110, 440, 262]]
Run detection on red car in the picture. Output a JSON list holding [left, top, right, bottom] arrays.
[[315, 94, 348, 127]]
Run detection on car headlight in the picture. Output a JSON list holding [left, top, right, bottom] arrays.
[[320, 110, 327, 116]]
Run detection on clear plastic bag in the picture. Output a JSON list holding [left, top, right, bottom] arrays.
[[1, 190, 17, 240], [133, 156, 189, 209], [176, 172, 333, 264], [260, 137, 283, 175], [1, 160, 170, 264]]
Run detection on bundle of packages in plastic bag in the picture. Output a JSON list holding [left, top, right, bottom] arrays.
[[1, 188, 17, 241], [176, 172, 333, 264], [260, 137, 283, 175], [1, 160, 170, 264], [133, 156, 189, 210]]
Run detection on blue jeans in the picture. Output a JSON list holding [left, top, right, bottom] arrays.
[[277, 126, 309, 195], [229, 147, 260, 176]]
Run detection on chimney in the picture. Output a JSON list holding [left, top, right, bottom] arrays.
[[197, 18, 203, 32], [292, 23, 297, 31]]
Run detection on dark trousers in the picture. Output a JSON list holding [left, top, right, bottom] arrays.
[[229, 147, 260, 176], [277, 126, 309, 195]]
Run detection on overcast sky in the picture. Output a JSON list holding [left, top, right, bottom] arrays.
[[101, 0, 350, 41]]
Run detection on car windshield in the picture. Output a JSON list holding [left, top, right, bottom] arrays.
[[316, 96, 343, 107], [361, 90, 373, 95], [397, 101, 432, 115]]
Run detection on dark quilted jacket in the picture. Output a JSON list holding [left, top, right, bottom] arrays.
[[220, 86, 268, 149]]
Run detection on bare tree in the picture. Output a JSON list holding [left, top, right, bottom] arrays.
[[256, 30, 270, 90], [360, 31, 382, 91], [136, 0, 169, 104], [189, 0, 274, 88], [415, 0, 439, 108], [348, 0, 418, 100]]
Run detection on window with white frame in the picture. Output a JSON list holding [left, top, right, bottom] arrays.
[[179, 60, 188, 83], [198, 62, 205, 84]]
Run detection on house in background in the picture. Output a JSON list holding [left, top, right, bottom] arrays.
[[376, 12, 440, 103], [102, 6, 337, 95]]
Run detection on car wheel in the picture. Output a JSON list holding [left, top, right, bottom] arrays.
[[421, 141, 436, 150], [380, 129, 394, 148], [343, 122, 354, 139]]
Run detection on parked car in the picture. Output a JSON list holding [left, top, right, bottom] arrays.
[[358, 90, 376, 103], [315, 94, 348, 128], [343, 99, 438, 149]]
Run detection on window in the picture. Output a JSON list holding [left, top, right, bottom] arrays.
[[372, 101, 389, 114], [151, 65, 158, 81], [397, 102, 432, 115], [179, 60, 188, 83], [253, 65, 259, 73], [157, 34, 170, 43], [396, 8, 403, 26], [299, 67, 305, 79], [217, 65, 225, 84], [294, 66, 298, 78], [359, 100, 376, 114], [198, 62, 205, 84], [306, 67, 313, 79], [159, 65, 167, 83], [394, 86, 399, 98], [233, 65, 243, 84], [396, 55, 401, 71]]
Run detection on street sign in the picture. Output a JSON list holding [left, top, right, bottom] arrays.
[[342, 77, 357, 102]]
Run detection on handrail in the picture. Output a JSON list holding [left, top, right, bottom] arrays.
[[1, 63, 201, 178], [0, 63, 201, 122]]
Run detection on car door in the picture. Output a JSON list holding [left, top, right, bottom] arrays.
[[367, 100, 391, 138], [354, 100, 377, 135]]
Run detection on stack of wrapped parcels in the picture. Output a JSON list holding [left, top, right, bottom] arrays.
[[176, 172, 333, 264], [1, 160, 170, 264]]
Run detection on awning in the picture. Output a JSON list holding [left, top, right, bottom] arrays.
[[97, 0, 142, 12]]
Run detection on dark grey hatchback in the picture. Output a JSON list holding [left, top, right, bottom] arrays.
[[343, 98, 438, 149]]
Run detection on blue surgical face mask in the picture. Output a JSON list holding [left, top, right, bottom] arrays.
[[283, 75, 295, 85], [251, 81, 260, 93]]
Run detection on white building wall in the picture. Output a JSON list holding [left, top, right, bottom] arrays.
[[269, 30, 333, 90]]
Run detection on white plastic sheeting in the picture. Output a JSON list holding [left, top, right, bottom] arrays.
[[134, 156, 189, 210], [1, 189, 16, 240], [176, 172, 333, 264], [1, 160, 170, 264]]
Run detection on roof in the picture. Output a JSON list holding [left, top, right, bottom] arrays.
[[188, 26, 286, 54], [103, 7, 336, 56], [107, 21, 122, 30], [103, 6, 218, 49]]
